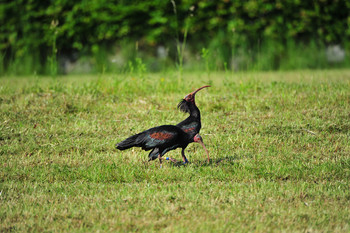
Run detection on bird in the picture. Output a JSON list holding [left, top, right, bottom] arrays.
[[151, 85, 211, 163], [177, 85, 210, 138], [115, 125, 209, 166]]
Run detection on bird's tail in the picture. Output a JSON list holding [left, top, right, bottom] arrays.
[[115, 134, 141, 150]]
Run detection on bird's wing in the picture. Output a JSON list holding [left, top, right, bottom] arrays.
[[140, 129, 178, 150], [181, 121, 199, 133], [149, 131, 175, 140]]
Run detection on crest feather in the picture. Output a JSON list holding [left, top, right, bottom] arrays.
[[177, 99, 190, 113]]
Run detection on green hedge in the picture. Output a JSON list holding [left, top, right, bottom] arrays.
[[1, 0, 349, 74]]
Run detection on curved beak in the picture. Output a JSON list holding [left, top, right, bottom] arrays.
[[197, 138, 210, 163], [190, 85, 210, 96]]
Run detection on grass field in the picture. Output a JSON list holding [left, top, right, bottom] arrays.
[[1, 70, 349, 232]]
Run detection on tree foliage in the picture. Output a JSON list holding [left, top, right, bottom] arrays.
[[1, 0, 349, 74]]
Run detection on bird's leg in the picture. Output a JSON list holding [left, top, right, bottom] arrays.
[[160, 156, 178, 163], [166, 157, 178, 163], [158, 154, 162, 168], [181, 148, 189, 164]]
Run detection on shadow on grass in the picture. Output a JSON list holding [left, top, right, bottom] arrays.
[[166, 155, 240, 168]]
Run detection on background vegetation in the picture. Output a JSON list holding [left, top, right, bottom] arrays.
[[1, 0, 350, 75]]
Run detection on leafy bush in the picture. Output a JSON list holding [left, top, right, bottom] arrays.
[[0, 0, 349, 75]]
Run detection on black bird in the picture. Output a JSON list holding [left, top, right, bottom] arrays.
[[152, 86, 210, 163], [116, 125, 209, 165], [177, 85, 210, 138]]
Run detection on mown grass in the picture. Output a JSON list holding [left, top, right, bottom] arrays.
[[1, 70, 350, 232]]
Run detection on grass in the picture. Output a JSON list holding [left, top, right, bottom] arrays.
[[0, 70, 350, 232]]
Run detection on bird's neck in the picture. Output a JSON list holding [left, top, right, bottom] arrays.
[[189, 103, 200, 118]]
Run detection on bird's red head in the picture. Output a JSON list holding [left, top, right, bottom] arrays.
[[193, 134, 203, 143], [183, 85, 210, 103], [178, 85, 210, 114]]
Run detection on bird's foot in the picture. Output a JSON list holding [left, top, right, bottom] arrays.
[[165, 157, 178, 163], [183, 158, 189, 165]]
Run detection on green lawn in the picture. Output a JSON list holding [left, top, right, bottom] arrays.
[[1, 70, 349, 232]]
